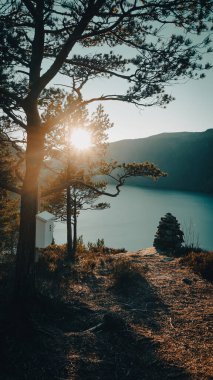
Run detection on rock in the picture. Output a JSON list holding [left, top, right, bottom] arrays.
[[161, 257, 174, 262], [182, 277, 192, 285]]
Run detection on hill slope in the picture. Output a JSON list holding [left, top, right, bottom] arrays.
[[107, 129, 213, 193]]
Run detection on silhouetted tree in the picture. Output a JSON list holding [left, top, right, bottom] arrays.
[[153, 213, 184, 254], [43, 104, 112, 260], [46, 180, 110, 260], [0, 0, 211, 299]]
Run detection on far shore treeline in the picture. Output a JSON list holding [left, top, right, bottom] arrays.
[[107, 129, 213, 194]]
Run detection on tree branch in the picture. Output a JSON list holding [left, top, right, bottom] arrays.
[[0, 88, 24, 107], [65, 58, 133, 81], [42, 161, 166, 198], [41, 179, 122, 198], [29, 0, 45, 85], [2, 108, 27, 130], [27, 0, 104, 99], [22, 0, 37, 18], [42, 95, 123, 134]]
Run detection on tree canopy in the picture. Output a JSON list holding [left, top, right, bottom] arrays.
[[0, 1, 212, 140]]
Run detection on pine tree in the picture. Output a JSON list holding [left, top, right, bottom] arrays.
[[43, 104, 112, 260], [153, 213, 184, 254]]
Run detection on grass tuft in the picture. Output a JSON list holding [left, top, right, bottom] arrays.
[[180, 251, 213, 282], [112, 259, 148, 293]]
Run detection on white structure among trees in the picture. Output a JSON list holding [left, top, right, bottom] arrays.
[[36, 211, 55, 249]]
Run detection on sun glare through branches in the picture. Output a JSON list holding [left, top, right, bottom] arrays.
[[71, 128, 92, 150]]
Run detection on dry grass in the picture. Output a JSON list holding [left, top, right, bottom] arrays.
[[0, 248, 212, 380], [111, 259, 149, 293], [180, 251, 213, 282]]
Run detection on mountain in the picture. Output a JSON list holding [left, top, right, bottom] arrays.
[[107, 129, 213, 193]]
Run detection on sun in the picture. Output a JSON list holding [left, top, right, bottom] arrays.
[[71, 128, 92, 150]]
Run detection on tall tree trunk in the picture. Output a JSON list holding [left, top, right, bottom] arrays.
[[14, 128, 44, 300], [73, 195, 77, 256], [66, 185, 73, 260]]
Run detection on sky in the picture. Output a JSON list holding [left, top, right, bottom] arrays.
[[86, 68, 213, 142], [47, 17, 213, 145], [47, 21, 213, 145]]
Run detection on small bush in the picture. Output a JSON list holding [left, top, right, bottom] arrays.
[[87, 238, 105, 254], [77, 252, 99, 274], [180, 251, 213, 283], [76, 251, 114, 276], [175, 245, 206, 258], [37, 244, 66, 277], [87, 238, 126, 255], [112, 260, 146, 292], [76, 235, 87, 254]]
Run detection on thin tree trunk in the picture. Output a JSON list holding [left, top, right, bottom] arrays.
[[66, 185, 73, 259], [14, 128, 44, 300]]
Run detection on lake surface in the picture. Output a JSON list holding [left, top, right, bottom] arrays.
[[54, 186, 213, 251]]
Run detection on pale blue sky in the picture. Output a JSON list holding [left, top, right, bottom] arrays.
[[86, 69, 213, 142], [47, 22, 213, 144], [50, 36, 213, 143]]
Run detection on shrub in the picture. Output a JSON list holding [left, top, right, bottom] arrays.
[[76, 251, 113, 275], [87, 238, 105, 254], [76, 235, 87, 254], [176, 245, 206, 257], [0, 196, 19, 255], [37, 244, 66, 276], [112, 259, 146, 292], [87, 238, 126, 255], [77, 252, 98, 274], [153, 213, 184, 254], [180, 251, 213, 283]]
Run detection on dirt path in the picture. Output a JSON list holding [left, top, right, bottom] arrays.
[[63, 248, 213, 380], [129, 249, 213, 379]]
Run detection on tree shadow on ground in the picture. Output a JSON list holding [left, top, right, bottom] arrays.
[[62, 271, 190, 380], [65, 318, 190, 380], [109, 270, 169, 332], [0, 293, 96, 380], [0, 261, 191, 380]]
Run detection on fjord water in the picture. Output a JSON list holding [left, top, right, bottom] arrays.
[[54, 186, 213, 251]]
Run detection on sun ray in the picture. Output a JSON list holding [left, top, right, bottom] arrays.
[[71, 128, 92, 150]]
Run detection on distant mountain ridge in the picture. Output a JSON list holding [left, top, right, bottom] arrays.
[[107, 129, 213, 194]]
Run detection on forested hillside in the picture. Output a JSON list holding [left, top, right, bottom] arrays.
[[107, 129, 213, 193]]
